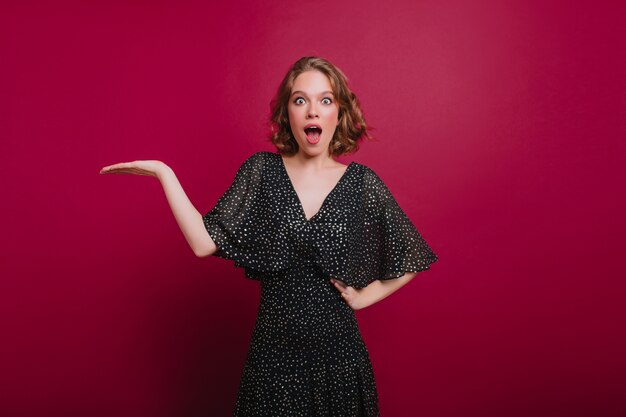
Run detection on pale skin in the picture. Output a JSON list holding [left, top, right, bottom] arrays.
[[99, 69, 417, 310]]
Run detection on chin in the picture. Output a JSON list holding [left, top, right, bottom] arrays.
[[298, 140, 331, 154]]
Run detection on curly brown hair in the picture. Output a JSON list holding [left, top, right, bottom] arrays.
[[267, 56, 375, 157]]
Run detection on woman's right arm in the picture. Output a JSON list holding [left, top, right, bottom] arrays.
[[157, 165, 217, 258], [100, 160, 218, 258]]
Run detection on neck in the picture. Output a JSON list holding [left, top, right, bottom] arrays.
[[284, 151, 337, 169]]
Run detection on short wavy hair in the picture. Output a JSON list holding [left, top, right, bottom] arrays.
[[267, 56, 375, 156]]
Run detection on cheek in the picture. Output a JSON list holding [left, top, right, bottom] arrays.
[[288, 104, 302, 119], [287, 111, 297, 128]]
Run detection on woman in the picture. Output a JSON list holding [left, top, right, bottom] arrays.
[[100, 56, 438, 416]]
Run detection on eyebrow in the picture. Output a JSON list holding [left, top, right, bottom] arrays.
[[290, 90, 334, 97]]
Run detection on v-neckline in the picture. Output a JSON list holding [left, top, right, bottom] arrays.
[[278, 154, 354, 223]]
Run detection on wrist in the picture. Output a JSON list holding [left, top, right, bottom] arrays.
[[358, 281, 382, 309], [156, 162, 173, 180]]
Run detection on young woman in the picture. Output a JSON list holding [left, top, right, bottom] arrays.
[[100, 56, 438, 416]]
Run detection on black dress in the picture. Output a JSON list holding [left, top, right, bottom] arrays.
[[202, 151, 438, 416]]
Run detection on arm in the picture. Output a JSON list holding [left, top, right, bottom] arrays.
[[157, 165, 218, 257], [100, 160, 218, 257], [331, 271, 418, 310]]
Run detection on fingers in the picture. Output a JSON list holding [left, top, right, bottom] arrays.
[[100, 162, 150, 176], [330, 278, 347, 290], [100, 162, 131, 174], [329, 278, 364, 311], [330, 277, 346, 286], [330, 278, 355, 299], [331, 278, 360, 310], [100, 161, 161, 177]]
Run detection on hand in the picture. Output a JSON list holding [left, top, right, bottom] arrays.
[[330, 278, 367, 310], [99, 160, 168, 178]]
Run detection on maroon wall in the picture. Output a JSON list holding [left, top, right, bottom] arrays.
[[1, 0, 624, 416]]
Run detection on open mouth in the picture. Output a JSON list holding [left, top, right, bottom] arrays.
[[304, 126, 322, 143]]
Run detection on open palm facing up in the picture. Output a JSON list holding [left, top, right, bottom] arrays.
[[99, 160, 166, 178]]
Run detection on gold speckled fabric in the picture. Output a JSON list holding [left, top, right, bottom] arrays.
[[203, 151, 437, 416]]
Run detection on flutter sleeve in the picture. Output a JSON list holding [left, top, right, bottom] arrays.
[[350, 166, 438, 287], [202, 152, 263, 260], [202, 151, 295, 279]]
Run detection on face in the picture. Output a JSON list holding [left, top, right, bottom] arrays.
[[287, 70, 340, 157]]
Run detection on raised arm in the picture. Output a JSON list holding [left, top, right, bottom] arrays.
[[99, 160, 218, 258], [157, 165, 217, 257]]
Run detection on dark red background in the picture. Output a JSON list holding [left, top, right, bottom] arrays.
[[1, 1, 624, 416]]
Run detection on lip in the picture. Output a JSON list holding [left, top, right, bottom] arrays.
[[303, 123, 322, 145]]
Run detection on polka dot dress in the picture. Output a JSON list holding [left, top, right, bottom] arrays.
[[202, 151, 438, 416]]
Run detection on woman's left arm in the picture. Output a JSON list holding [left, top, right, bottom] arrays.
[[331, 272, 418, 310]]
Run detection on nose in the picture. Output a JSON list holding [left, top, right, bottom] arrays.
[[307, 104, 319, 119]]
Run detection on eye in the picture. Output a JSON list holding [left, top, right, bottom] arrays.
[[322, 97, 333, 104], [294, 97, 305, 105]]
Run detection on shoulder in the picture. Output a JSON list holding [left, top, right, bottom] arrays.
[[243, 151, 281, 165], [230, 152, 271, 179], [234, 151, 282, 181], [239, 151, 274, 168], [351, 162, 394, 200], [351, 161, 382, 182], [245, 151, 268, 162]]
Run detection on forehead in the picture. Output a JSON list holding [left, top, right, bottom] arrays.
[[291, 70, 333, 93]]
